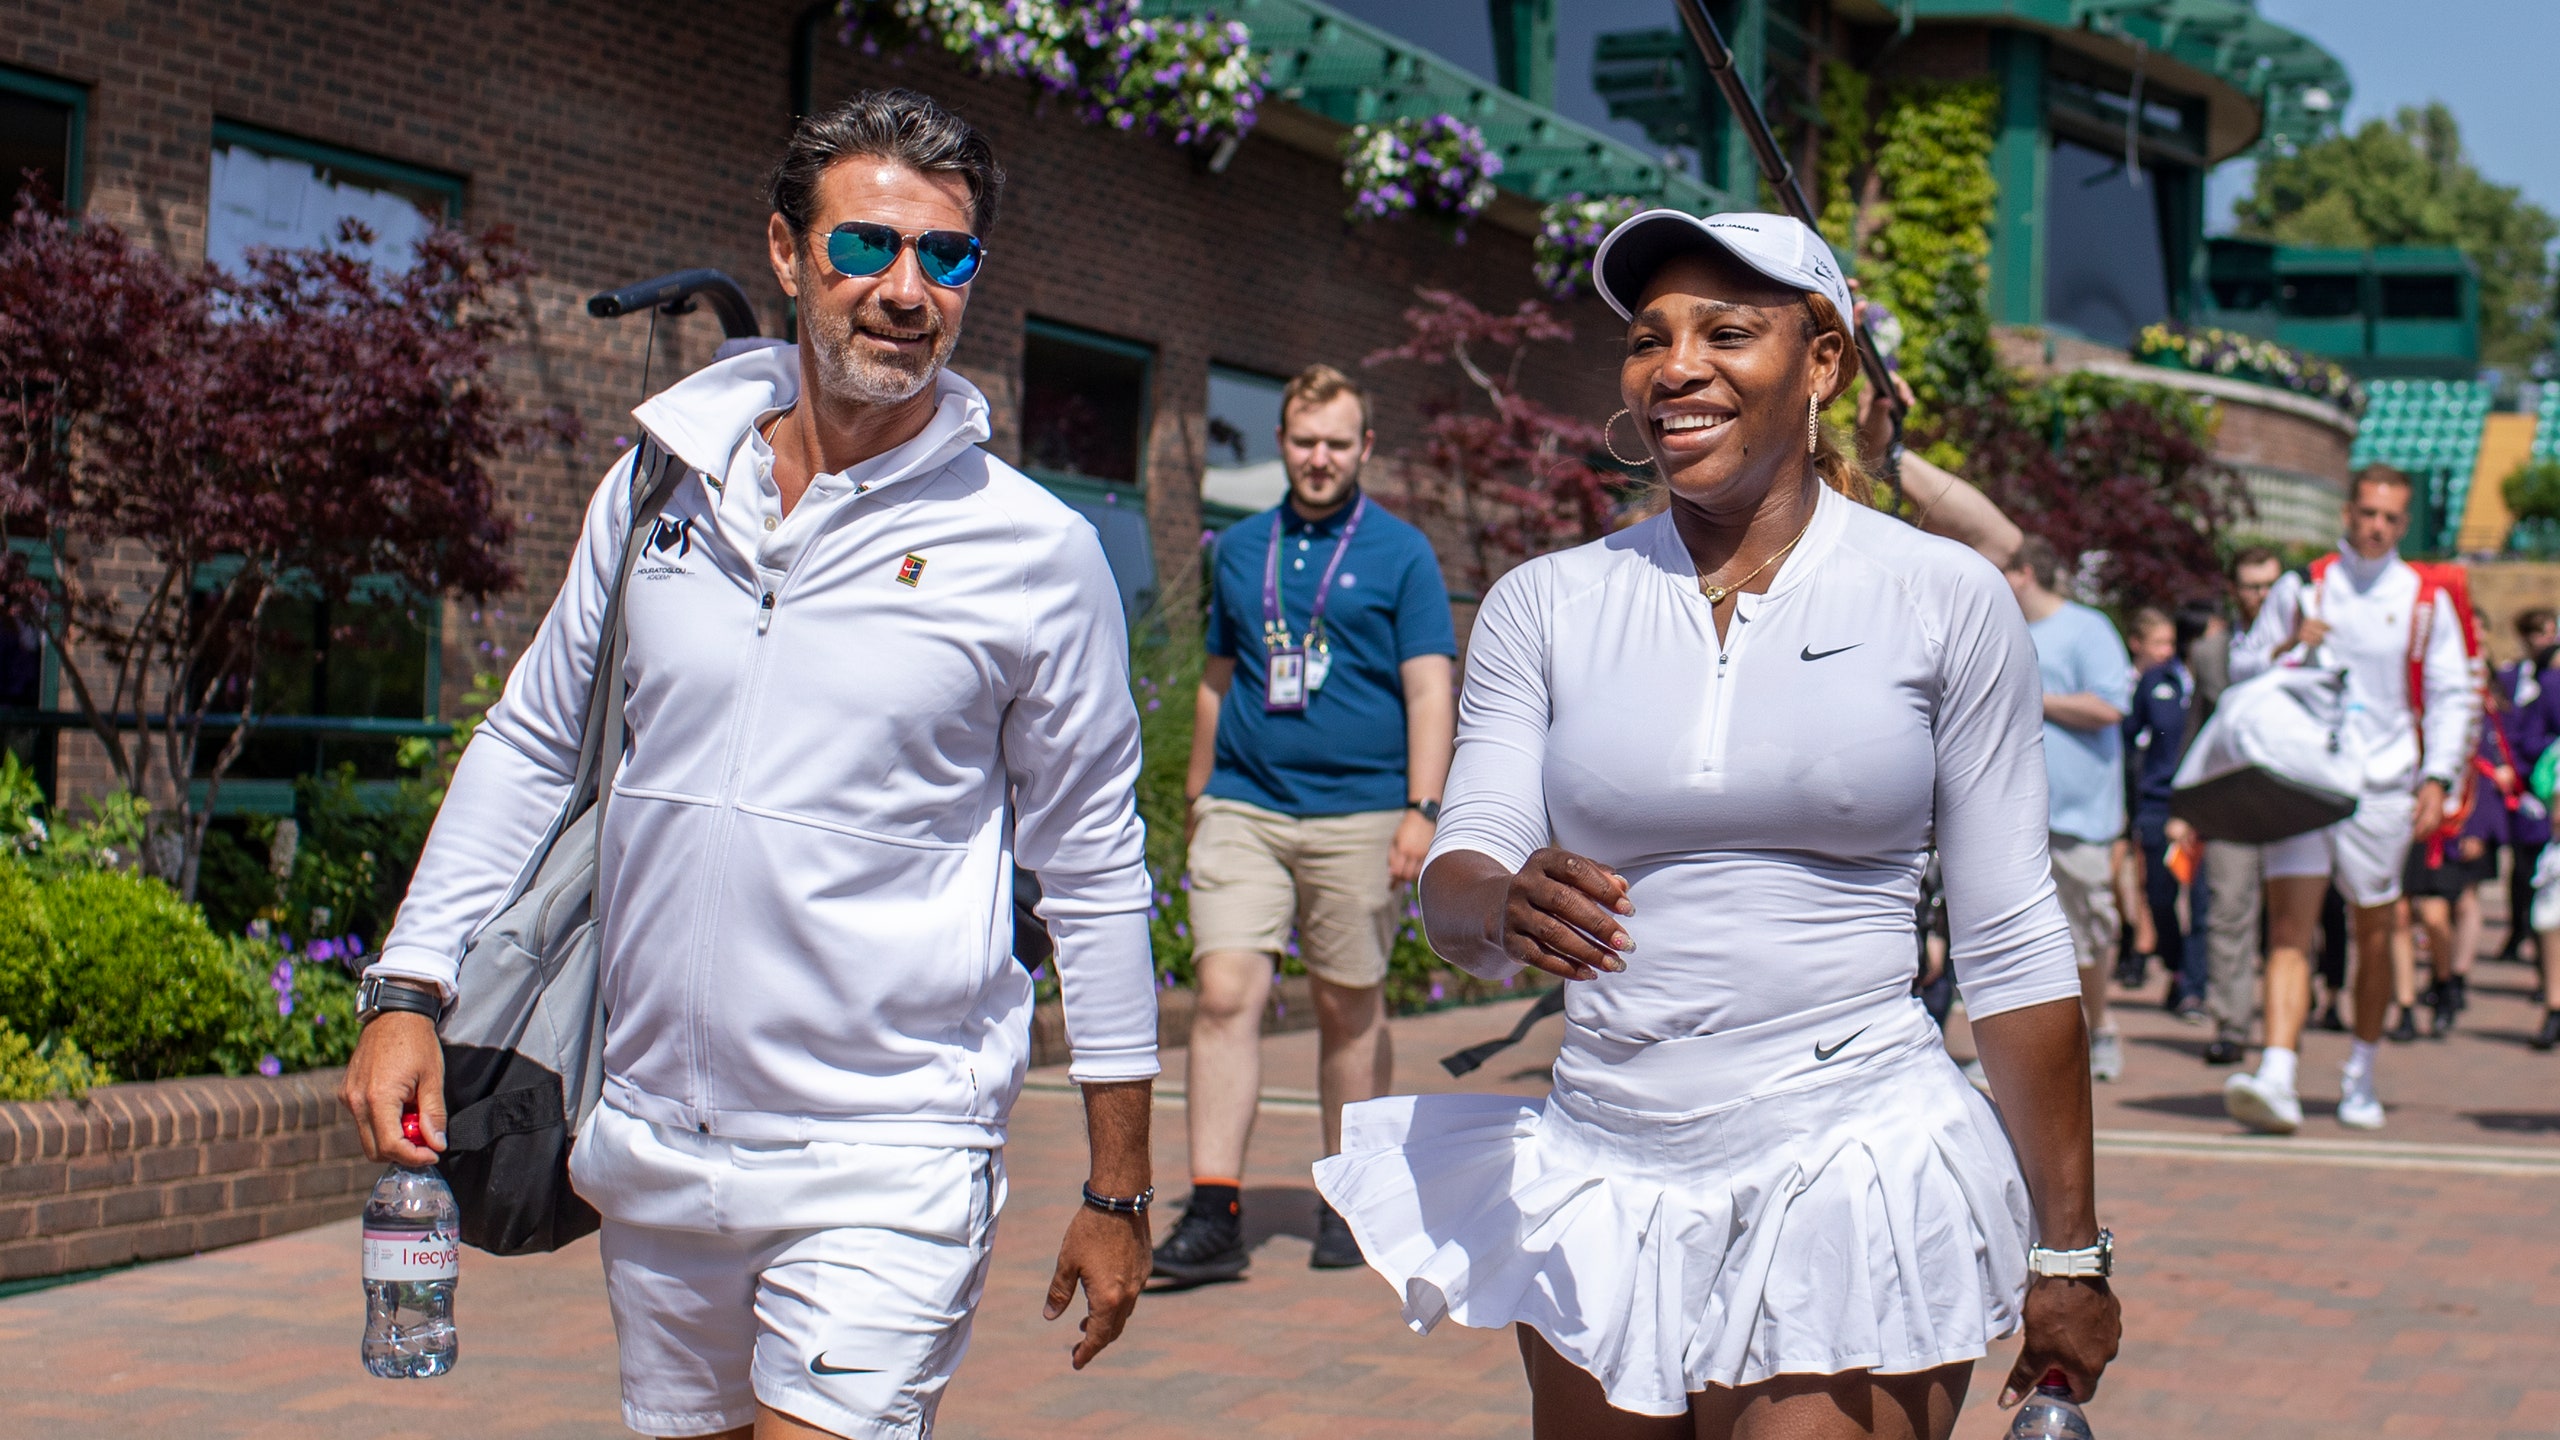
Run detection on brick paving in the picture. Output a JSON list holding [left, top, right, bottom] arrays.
[[2, 976, 2555, 1437]]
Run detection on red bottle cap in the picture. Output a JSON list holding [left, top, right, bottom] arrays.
[[401, 1109, 425, 1146], [2039, 1368, 2071, 1393]]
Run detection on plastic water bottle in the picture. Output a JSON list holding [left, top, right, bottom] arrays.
[[2005, 1369, 2094, 1439], [361, 1111, 460, 1378]]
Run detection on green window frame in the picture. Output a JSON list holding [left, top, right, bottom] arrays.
[[0, 62, 88, 211], [209, 119, 464, 221]]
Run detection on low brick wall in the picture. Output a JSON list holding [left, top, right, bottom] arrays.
[[0, 1069, 371, 1283]]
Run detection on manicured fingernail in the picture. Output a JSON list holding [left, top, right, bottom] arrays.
[[1998, 1389, 2018, 1409], [1612, 932, 1634, 952], [1614, 899, 1634, 915]]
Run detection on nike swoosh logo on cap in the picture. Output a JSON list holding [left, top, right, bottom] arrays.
[[809, 1355, 883, 1376], [1813, 1026, 1870, 1062], [1801, 644, 1860, 661]]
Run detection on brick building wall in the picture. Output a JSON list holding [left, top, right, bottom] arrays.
[[7, 0, 1626, 806]]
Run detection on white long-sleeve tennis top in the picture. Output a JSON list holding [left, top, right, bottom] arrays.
[[2231, 551, 2475, 797], [1424, 485, 2081, 1038], [370, 347, 1158, 1148]]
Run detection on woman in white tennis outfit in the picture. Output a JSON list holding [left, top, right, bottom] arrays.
[[1313, 213, 2121, 1439]]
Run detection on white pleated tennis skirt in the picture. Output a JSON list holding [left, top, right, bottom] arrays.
[[1312, 988, 2032, 1417]]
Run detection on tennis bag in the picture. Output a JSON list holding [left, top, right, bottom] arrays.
[[2168, 661, 2361, 844], [433, 439, 687, 1256]]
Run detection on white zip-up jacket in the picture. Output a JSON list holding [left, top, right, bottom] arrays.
[[2233, 549, 2475, 796], [371, 347, 1159, 1148]]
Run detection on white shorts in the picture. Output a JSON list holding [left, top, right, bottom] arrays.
[[2262, 790, 2417, 908], [570, 1102, 1004, 1439]]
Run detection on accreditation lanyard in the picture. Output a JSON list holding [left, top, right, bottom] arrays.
[[1260, 495, 1366, 714]]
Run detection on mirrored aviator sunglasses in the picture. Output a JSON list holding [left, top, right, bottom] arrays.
[[823, 221, 985, 288]]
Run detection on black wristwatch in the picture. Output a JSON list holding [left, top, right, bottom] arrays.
[[356, 975, 445, 1026], [1407, 798, 1441, 823]]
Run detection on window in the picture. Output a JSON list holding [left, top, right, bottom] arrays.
[[1204, 365, 1290, 518], [2278, 274, 2364, 320], [2380, 275, 2462, 321], [2043, 138, 2170, 348], [1018, 320, 1159, 619], [1021, 320, 1152, 486], [205, 121, 461, 275], [0, 65, 84, 214]]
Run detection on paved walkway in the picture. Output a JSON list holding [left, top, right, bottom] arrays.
[[3, 967, 2555, 1437]]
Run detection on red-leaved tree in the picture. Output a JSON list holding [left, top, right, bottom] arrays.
[[0, 195, 567, 894], [1364, 289, 1627, 593], [1931, 369, 2243, 608]]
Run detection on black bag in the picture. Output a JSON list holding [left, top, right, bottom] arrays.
[[432, 439, 687, 1255]]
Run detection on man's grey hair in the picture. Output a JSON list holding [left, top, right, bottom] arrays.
[[767, 88, 1006, 239]]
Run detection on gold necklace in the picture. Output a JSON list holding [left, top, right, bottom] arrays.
[[1698, 516, 1813, 606]]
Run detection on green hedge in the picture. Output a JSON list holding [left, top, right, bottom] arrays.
[[0, 860, 357, 1094]]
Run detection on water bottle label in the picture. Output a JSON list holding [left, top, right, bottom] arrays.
[[362, 1228, 460, 1280]]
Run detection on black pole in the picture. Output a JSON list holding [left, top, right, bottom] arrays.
[[1669, 0, 1906, 488]]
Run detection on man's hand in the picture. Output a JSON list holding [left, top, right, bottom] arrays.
[[2289, 613, 2331, 655], [2414, 779, 2449, 841], [2001, 1276, 2122, 1407], [1045, 1205, 1150, 1370], [1387, 809, 1434, 887], [1855, 363, 1917, 462], [2164, 817, 2196, 849], [339, 1011, 445, 1166]]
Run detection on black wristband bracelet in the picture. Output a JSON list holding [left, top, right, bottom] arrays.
[[357, 976, 444, 1025], [1080, 1182, 1153, 1216]]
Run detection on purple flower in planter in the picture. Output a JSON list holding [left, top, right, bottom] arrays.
[[1173, 921, 1188, 940], [1429, 982, 1446, 1002], [257, 1055, 282, 1078]]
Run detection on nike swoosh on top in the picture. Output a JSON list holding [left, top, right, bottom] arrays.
[[1800, 644, 1860, 662], [808, 1355, 884, 1376], [1812, 1025, 1870, 1062]]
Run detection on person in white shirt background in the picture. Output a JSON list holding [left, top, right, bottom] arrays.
[[2223, 466, 2476, 1134], [341, 89, 1160, 1439]]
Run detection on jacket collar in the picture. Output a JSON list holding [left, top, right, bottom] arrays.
[[631, 344, 993, 500]]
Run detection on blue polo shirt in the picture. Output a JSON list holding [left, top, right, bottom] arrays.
[[1205, 493, 1455, 817]]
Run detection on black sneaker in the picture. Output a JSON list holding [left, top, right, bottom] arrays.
[[2316, 1000, 2348, 1033], [2430, 988, 2459, 1039], [2202, 1037, 2244, 1066], [1150, 1199, 1248, 1287], [1310, 1200, 1365, 1270], [2386, 1007, 2419, 1044], [2535, 1009, 2560, 1052]]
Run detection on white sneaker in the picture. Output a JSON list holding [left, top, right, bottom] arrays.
[[2223, 1070, 2302, 1134], [2337, 1066, 2385, 1130], [2089, 1028, 2124, 1082]]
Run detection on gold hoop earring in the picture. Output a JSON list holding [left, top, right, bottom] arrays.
[[1604, 408, 1649, 468], [1807, 395, 1820, 456]]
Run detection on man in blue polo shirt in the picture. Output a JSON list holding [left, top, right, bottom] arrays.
[[1154, 364, 1455, 1283]]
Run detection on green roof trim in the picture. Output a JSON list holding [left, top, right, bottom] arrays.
[[1870, 0, 2350, 159], [1151, 0, 1734, 213]]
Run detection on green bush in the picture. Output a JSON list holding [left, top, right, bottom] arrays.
[[26, 868, 357, 1082], [0, 861, 54, 1033], [0, 1021, 107, 1103]]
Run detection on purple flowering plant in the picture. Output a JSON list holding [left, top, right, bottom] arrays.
[[836, 0, 1263, 149], [1533, 194, 1645, 299], [1340, 114, 1503, 239]]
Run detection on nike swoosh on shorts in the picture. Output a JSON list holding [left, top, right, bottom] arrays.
[[808, 1354, 884, 1376]]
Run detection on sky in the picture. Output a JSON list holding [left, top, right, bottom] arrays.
[[2206, 0, 2560, 231], [1320, 0, 2560, 231]]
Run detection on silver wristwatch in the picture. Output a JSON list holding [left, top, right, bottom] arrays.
[[2027, 1228, 2113, 1279]]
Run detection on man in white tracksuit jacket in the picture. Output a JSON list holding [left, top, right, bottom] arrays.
[[2222, 466, 2475, 1135], [341, 90, 1160, 1439]]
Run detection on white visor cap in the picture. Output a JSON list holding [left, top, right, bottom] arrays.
[[1592, 211, 1854, 329]]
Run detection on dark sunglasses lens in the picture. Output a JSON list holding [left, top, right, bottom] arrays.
[[915, 231, 982, 286], [825, 223, 900, 278]]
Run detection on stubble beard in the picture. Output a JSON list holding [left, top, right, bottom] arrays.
[[802, 281, 962, 407]]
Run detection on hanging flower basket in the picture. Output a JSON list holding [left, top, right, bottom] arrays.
[[1340, 114, 1502, 239], [1533, 194, 1646, 299], [837, 0, 1264, 150]]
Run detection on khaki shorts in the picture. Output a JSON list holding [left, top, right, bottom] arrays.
[[2049, 833, 2122, 971], [1187, 795, 1405, 988]]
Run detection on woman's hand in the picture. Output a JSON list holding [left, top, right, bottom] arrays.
[[1494, 848, 1636, 981], [2003, 1276, 2122, 1406]]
